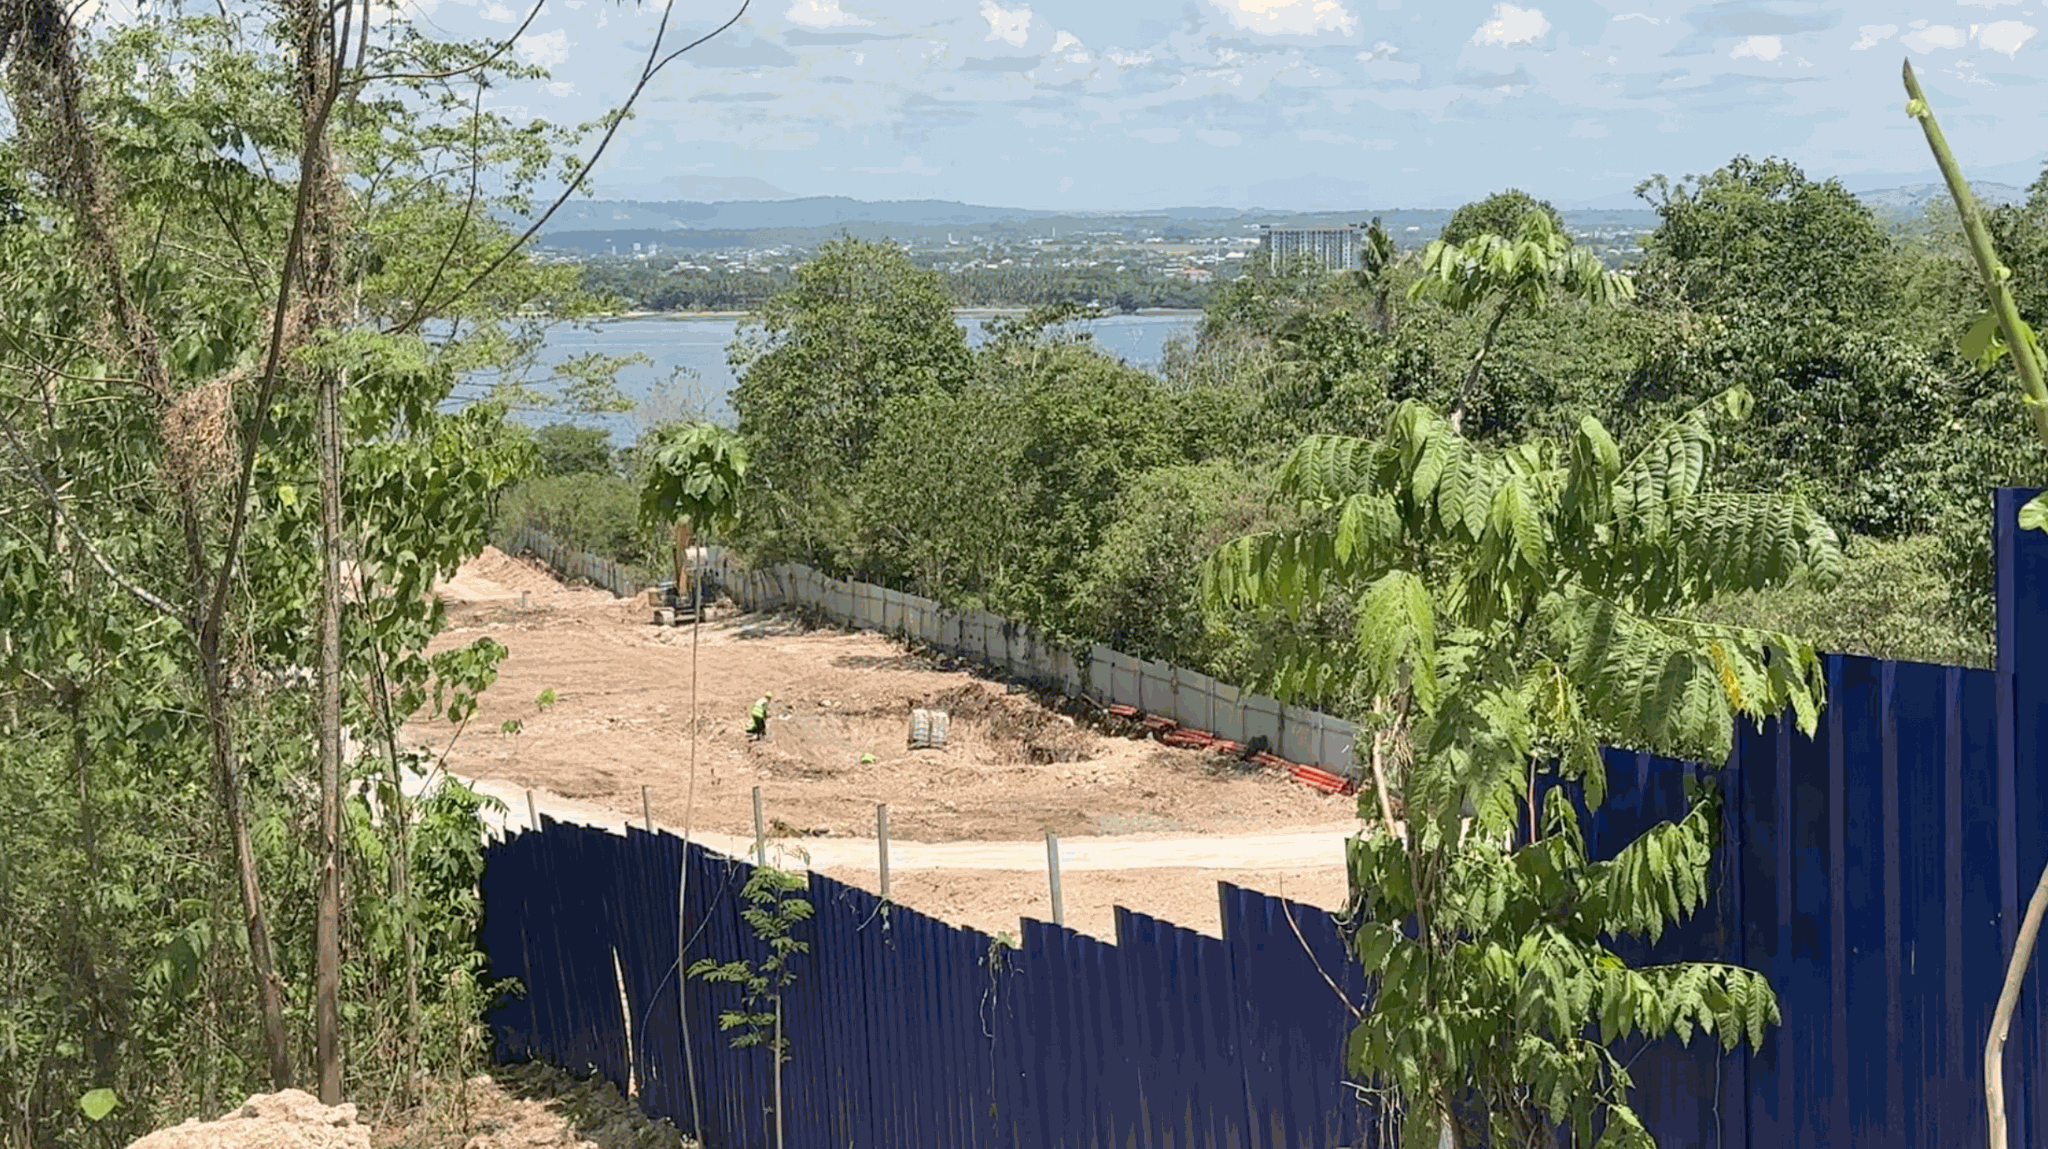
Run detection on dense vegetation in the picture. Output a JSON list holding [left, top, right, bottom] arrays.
[[698, 165, 2045, 688], [0, 0, 672, 1142]]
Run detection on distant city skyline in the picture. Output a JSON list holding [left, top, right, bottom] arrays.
[[122, 0, 2048, 212]]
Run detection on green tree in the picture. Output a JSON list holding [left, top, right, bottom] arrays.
[[532, 422, 618, 477], [0, 0, 743, 1130], [1440, 188, 1567, 248], [850, 339, 1179, 640], [1633, 156, 1898, 325], [729, 237, 972, 570], [1203, 390, 1839, 1149], [1409, 211, 1635, 434], [688, 865, 811, 1149]]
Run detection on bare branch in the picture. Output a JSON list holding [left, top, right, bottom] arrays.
[[383, 0, 752, 335], [348, 0, 546, 83], [0, 413, 185, 622]]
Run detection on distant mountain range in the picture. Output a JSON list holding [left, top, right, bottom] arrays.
[[516, 182, 2036, 254]]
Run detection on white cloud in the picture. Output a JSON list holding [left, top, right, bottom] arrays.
[[1106, 48, 1154, 66], [789, 0, 871, 27], [1903, 24, 1970, 50], [1851, 24, 1897, 50], [1612, 12, 1660, 22], [1471, 3, 1549, 47], [853, 156, 940, 175], [1216, 0, 1358, 37], [515, 28, 570, 68], [1568, 117, 1608, 137], [1296, 128, 1356, 144], [1130, 127, 1182, 142], [1362, 138, 1397, 149], [1979, 19, 2038, 54], [1730, 34, 1784, 61], [1197, 128, 1243, 146], [981, 1, 1034, 47], [545, 80, 577, 97], [480, 1, 516, 21], [1359, 40, 1399, 59], [1059, 177, 1075, 193]]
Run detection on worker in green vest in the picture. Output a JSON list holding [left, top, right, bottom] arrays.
[[747, 693, 772, 741]]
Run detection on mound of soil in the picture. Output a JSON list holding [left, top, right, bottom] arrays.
[[128, 1091, 370, 1149], [918, 684, 1095, 765]]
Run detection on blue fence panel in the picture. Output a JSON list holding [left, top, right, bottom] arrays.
[[1222, 886, 1372, 1149], [617, 827, 688, 1132], [1115, 907, 1252, 1149], [1577, 748, 1740, 1149], [480, 831, 538, 1063], [1005, 918, 1141, 1149], [1998, 486, 2048, 1149], [801, 875, 877, 1149]]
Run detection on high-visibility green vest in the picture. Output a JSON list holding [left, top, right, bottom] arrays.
[[749, 697, 769, 722]]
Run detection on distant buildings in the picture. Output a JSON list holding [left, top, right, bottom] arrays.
[[1259, 223, 1371, 272]]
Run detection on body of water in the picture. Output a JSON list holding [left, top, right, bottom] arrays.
[[492, 310, 1203, 445]]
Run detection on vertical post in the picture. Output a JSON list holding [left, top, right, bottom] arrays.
[[753, 785, 766, 867], [677, 844, 704, 1143], [642, 785, 653, 832], [877, 803, 891, 901], [526, 790, 539, 833], [1045, 832, 1064, 927]]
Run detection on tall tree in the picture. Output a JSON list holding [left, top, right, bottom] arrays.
[[1203, 390, 1840, 1149], [1440, 188, 1567, 248], [1409, 211, 1634, 435], [1633, 156, 1898, 325], [729, 236, 972, 570]]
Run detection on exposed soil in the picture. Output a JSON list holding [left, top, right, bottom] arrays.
[[405, 548, 1361, 940], [375, 1063, 694, 1149]]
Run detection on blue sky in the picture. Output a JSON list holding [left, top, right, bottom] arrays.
[[289, 0, 2048, 209]]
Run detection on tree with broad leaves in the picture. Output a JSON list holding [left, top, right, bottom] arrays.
[[1409, 210, 1635, 435], [1202, 387, 1841, 1149]]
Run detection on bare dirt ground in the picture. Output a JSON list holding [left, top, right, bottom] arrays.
[[404, 548, 1361, 941], [375, 1063, 694, 1149]]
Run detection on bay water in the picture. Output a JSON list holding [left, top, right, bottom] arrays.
[[463, 310, 1203, 446]]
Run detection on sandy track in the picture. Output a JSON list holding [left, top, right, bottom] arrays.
[[406, 548, 1363, 940]]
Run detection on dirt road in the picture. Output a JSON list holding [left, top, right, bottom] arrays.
[[405, 548, 1362, 940]]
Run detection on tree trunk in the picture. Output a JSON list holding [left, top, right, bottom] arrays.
[[1448, 302, 1513, 436], [315, 359, 345, 1104], [0, 0, 298, 1086], [196, 615, 296, 1088], [1985, 858, 2048, 1149], [292, 0, 349, 1101]]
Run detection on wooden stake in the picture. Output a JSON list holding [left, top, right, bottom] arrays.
[[877, 803, 891, 900], [642, 785, 653, 832], [1045, 832, 1064, 926], [753, 785, 766, 867], [526, 789, 539, 833]]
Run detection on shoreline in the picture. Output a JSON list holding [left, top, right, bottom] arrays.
[[596, 307, 1206, 322]]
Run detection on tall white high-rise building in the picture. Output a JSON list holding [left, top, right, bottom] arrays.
[[1258, 224, 1370, 272]]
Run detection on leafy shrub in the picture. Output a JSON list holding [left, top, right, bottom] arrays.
[[494, 473, 659, 571]]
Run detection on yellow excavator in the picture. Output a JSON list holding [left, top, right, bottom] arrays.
[[665, 521, 700, 624]]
